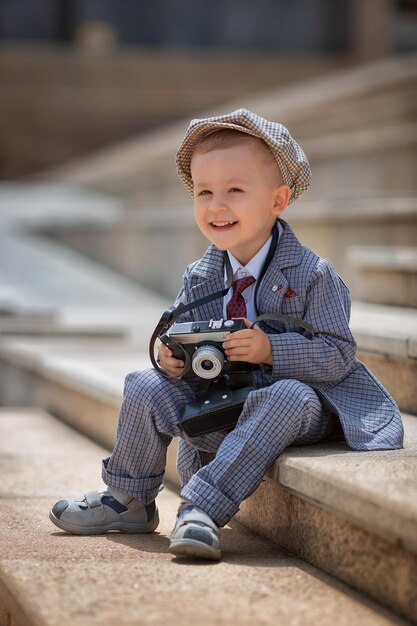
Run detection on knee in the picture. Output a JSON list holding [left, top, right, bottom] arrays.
[[273, 379, 315, 405], [123, 369, 164, 407], [123, 368, 193, 411], [125, 368, 154, 394], [251, 379, 318, 419]]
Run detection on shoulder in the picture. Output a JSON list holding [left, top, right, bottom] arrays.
[[182, 244, 224, 281]]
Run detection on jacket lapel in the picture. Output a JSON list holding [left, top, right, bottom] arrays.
[[189, 275, 225, 320], [257, 220, 303, 315], [188, 245, 225, 320], [187, 220, 304, 320]]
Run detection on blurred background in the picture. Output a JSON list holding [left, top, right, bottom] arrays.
[[1, 0, 416, 180], [0, 0, 416, 426], [0, 6, 417, 620]]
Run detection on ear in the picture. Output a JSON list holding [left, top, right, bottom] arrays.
[[271, 185, 291, 217]]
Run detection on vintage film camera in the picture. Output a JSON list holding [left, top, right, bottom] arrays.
[[158, 318, 256, 439], [160, 318, 246, 379]]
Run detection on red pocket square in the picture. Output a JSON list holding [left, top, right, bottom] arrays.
[[284, 287, 297, 297]]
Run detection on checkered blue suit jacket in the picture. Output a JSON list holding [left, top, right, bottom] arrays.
[[174, 219, 404, 451]]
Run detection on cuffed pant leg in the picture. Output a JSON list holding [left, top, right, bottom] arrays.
[[102, 368, 197, 504], [180, 379, 333, 526]]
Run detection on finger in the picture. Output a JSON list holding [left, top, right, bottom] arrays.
[[242, 318, 254, 329], [226, 353, 251, 361], [168, 358, 185, 368], [226, 348, 251, 358], [163, 362, 185, 377], [224, 339, 253, 350], [224, 347, 252, 358], [162, 355, 184, 368], [224, 329, 255, 342]]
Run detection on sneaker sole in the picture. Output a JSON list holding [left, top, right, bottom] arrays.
[[169, 538, 221, 561], [49, 510, 159, 535]]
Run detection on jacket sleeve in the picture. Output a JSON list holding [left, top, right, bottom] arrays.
[[267, 260, 357, 385]]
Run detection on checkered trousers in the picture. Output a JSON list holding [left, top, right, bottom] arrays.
[[102, 367, 333, 527]]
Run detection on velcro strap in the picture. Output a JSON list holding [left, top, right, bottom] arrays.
[[84, 490, 106, 521], [84, 490, 103, 510], [178, 506, 219, 532]]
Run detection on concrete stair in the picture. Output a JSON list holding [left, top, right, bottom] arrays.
[[0, 181, 168, 341], [346, 245, 417, 308], [45, 54, 417, 205], [1, 408, 409, 626], [42, 196, 417, 301], [0, 44, 343, 178]]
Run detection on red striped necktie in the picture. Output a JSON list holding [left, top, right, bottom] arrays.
[[226, 276, 255, 319]]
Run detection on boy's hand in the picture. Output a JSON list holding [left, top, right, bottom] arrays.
[[158, 343, 185, 379], [222, 318, 273, 366]]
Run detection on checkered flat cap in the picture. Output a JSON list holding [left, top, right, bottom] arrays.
[[176, 108, 311, 203]]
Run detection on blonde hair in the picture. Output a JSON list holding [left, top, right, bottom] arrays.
[[193, 129, 283, 184], [194, 129, 263, 153]]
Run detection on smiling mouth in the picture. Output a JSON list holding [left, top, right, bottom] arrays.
[[210, 220, 238, 230]]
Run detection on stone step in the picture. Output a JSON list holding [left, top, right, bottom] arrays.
[[289, 199, 417, 301], [350, 301, 417, 415], [47, 120, 417, 208], [45, 198, 417, 305], [235, 412, 417, 624], [0, 230, 168, 344], [284, 82, 417, 139], [346, 246, 417, 308], [1, 44, 343, 178], [1, 408, 406, 626], [46, 55, 417, 204]]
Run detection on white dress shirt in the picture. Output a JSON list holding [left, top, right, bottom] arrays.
[[223, 222, 283, 321]]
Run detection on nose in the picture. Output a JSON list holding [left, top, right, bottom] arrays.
[[209, 194, 227, 211]]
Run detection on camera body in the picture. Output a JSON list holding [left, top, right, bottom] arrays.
[[160, 318, 246, 379]]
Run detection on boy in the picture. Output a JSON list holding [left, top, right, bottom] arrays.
[[49, 109, 403, 561]]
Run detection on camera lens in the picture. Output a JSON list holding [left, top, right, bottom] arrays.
[[192, 345, 225, 379]]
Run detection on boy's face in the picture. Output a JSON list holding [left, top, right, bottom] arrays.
[[191, 140, 290, 266]]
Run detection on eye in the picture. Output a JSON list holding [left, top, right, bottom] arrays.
[[197, 189, 211, 196], [229, 187, 243, 193]]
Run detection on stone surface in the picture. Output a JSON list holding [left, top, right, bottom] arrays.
[[0, 182, 122, 229], [47, 55, 416, 204], [48, 198, 417, 301], [267, 414, 417, 554], [346, 246, 417, 308], [358, 351, 417, 415], [236, 479, 417, 624], [350, 301, 417, 360], [0, 408, 406, 626]]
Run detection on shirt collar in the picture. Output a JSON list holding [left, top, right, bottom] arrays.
[[226, 221, 283, 281]]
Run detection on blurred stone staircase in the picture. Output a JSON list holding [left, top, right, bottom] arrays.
[[0, 45, 343, 179], [0, 55, 416, 624]]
